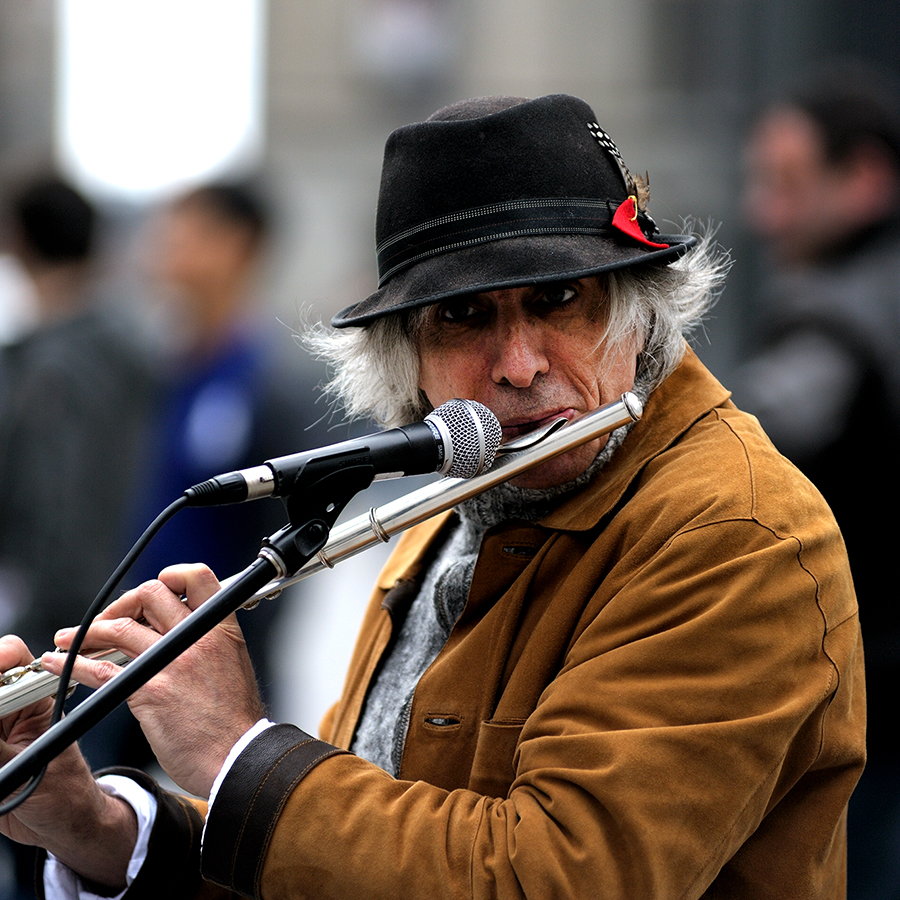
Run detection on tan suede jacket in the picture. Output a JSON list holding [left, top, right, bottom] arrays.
[[103, 349, 865, 900]]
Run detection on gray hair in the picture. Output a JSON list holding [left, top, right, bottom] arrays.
[[305, 224, 729, 429]]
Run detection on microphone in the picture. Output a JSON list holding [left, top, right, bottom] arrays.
[[184, 398, 502, 507]]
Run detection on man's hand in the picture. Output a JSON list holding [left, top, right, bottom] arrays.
[[44, 563, 266, 799], [0, 635, 138, 892]]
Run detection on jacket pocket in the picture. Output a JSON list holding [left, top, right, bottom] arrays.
[[468, 719, 526, 798]]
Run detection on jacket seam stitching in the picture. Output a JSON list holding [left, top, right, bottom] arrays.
[[469, 796, 490, 898], [251, 747, 347, 894], [227, 737, 317, 886]]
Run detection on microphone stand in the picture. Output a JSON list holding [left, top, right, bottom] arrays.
[[0, 463, 378, 801]]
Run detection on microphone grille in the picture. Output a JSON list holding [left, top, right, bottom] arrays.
[[428, 399, 502, 479]]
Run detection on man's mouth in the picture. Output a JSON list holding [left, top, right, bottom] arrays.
[[500, 409, 575, 441]]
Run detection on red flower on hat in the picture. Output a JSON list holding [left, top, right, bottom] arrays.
[[611, 196, 670, 249]]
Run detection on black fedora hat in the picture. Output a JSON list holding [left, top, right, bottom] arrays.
[[332, 93, 696, 328]]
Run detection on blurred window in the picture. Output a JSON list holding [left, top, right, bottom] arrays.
[[55, 0, 265, 201]]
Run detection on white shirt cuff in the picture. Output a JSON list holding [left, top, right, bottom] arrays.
[[42, 720, 275, 899], [43, 774, 158, 900], [201, 718, 276, 847]]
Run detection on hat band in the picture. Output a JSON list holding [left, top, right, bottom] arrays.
[[376, 198, 622, 287]]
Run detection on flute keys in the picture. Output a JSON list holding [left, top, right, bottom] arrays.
[[0, 659, 44, 686]]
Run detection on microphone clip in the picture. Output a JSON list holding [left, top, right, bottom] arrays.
[[263, 460, 377, 578]]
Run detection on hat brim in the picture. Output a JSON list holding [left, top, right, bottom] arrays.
[[332, 231, 696, 327]]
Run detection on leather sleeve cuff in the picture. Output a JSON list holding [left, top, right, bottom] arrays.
[[201, 723, 348, 899], [36, 766, 207, 900]]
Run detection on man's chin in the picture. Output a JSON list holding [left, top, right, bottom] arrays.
[[506, 440, 602, 490]]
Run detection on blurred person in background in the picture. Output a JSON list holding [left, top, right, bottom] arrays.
[[735, 60, 900, 900], [0, 174, 157, 899], [121, 182, 333, 747], [0, 175, 157, 657]]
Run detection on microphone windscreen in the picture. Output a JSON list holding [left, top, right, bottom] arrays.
[[427, 399, 501, 479]]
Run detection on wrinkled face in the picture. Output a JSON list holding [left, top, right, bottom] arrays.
[[416, 276, 640, 489]]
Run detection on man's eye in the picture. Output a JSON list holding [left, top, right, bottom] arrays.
[[438, 300, 481, 322], [540, 284, 578, 308]]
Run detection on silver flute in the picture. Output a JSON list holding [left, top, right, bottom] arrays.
[[0, 393, 642, 718]]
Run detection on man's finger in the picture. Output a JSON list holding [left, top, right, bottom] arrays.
[[156, 563, 222, 612], [89, 578, 191, 636], [40, 640, 129, 690]]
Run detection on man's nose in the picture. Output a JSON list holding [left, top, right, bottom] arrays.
[[490, 320, 550, 387]]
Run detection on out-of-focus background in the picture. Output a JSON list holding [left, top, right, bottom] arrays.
[[1, 1, 899, 897], [1, 0, 897, 370]]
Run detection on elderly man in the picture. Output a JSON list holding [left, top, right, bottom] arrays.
[[0, 94, 864, 899]]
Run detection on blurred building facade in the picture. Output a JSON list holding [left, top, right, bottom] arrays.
[[2, 0, 898, 379]]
